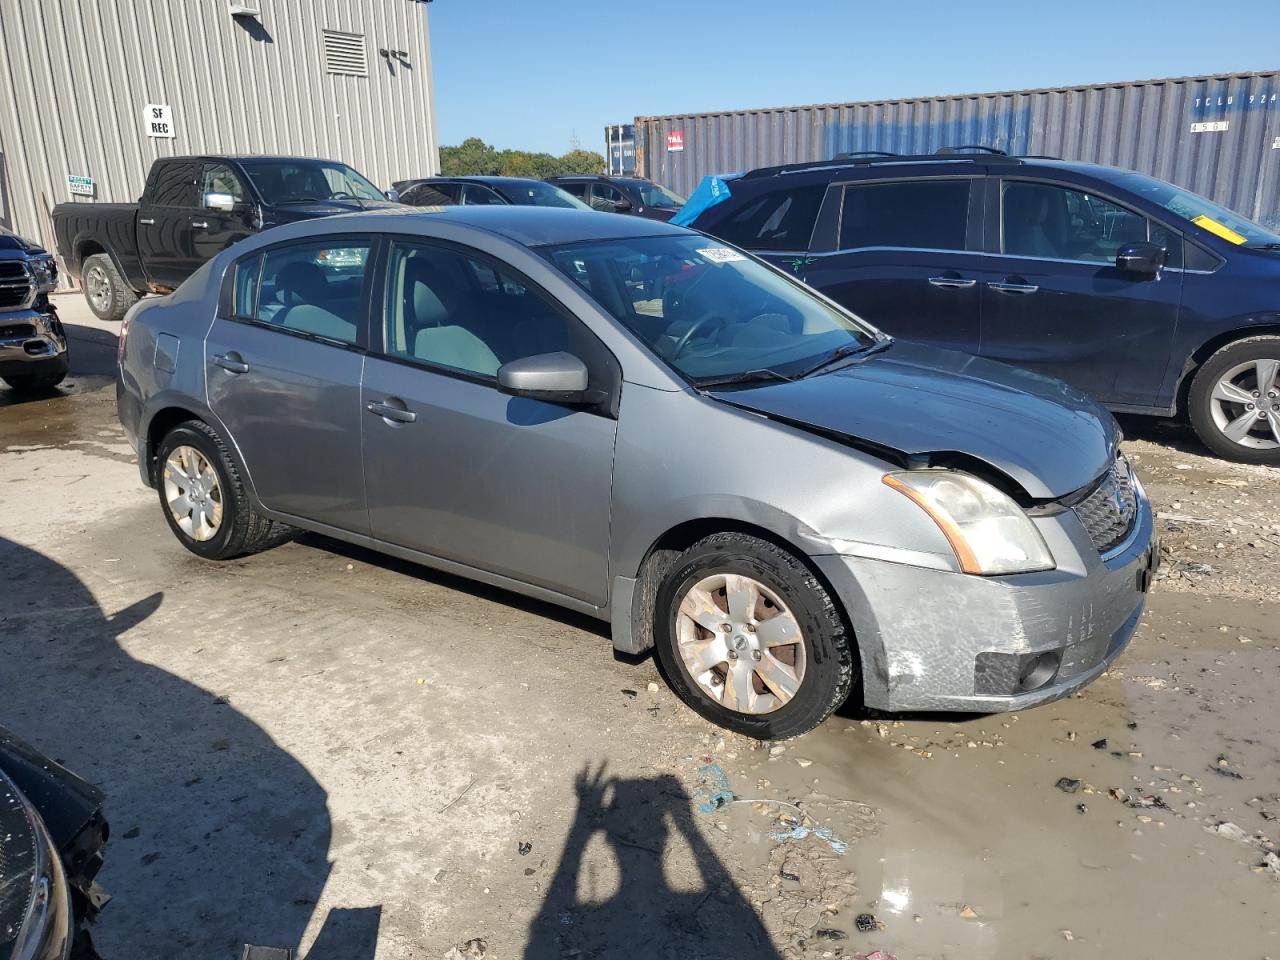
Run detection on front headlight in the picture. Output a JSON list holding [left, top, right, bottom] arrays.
[[2, 772, 72, 960], [883, 470, 1055, 575]]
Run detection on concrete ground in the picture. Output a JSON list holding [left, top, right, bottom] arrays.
[[1, 293, 1277, 959]]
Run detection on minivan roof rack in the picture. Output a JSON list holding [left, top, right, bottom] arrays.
[[935, 145, 1008, 155], [832, 151, 900, 160], [742, 151, 1024, 179]]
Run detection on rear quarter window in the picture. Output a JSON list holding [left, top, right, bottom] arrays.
[[704, 184, 826, 251]]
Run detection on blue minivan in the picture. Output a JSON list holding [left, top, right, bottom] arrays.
[[679, 151, 1280, 464]]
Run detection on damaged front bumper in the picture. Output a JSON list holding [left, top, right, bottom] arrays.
[[814, 490, 1156, 713]]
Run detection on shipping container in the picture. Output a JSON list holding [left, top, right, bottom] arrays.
[[636, 71, 1280, 226], [605, 123, 636, 175]]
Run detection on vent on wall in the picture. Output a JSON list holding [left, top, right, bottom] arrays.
[[322, 30, 368, 77]]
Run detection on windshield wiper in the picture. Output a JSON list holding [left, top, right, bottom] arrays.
[[694, 368, 795, 390], [797, 337, 893, 379], [1248, 242, 1280, 250], [277, 197, 325, 204]]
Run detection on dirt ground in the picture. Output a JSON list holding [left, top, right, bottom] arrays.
[[1, 294, 1277, 960]]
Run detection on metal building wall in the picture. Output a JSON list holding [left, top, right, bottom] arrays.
[[636, 71, 1280, 226], [0, 0, 438, 271]]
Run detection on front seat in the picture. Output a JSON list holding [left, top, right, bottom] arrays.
[[413, 326, 499, 376]]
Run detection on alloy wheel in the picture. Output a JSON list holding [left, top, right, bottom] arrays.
[[675, 573, 806, 715], [1209, 359, 1280, 450], [163, 445, 223, 541], [85, 264, 111, 315]]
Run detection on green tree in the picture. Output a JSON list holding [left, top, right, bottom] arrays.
[[438, 138, 604, 178]]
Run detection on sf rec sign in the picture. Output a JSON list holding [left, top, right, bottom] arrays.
[[144, 103, 176, 139]]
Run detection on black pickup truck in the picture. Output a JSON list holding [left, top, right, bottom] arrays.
[[52, 155, 401, 320]]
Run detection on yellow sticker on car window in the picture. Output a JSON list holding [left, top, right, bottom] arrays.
[[1191, 214, 1247, 245]]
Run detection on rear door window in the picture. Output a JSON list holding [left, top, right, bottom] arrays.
[[240, 240, 373, 345], [461, 184, 506, 206], [403, 183, 457, 206], [557, 181, 589, 200], [146, 160, 201, 208], [708, 185, 826, 251], [839, 179, 970, 251]]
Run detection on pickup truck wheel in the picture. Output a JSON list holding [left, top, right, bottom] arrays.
[[82, 254, 137, 322], [1189, 336, 1280, 465], [156, 421, 274, 560], [653, 533, 856, 740]]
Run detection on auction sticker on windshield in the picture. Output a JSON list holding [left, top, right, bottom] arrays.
[[698, 247, 748, 264], [1192, 214, 1247, 245]]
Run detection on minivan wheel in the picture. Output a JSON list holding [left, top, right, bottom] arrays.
[[1188, 336, 1280, 464], [81, 253, 137, 322], [156, 421, 274, 560], [653, 533, 856, 740]]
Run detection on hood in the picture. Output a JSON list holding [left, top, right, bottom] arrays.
[[265, 198, 401, 225], [0, 227, 46, 255], [710, 341, 1116, 499]]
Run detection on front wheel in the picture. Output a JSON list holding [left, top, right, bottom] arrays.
[[653, 533, 856, 740], [1188, 336, 1280, 465]]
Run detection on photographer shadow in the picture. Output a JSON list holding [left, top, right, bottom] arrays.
[[526, 763, 780, 960]]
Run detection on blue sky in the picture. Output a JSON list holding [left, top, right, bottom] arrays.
[[428, 0, 1280, 157]]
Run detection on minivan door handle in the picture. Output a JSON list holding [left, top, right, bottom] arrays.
[[191, 220, 208, 229], [139, 218, 156, 226], [928, 274, 977, 289], [211, 352, 250, 374], [988, 278, 1039, 295], [366, 399, 417, 424]]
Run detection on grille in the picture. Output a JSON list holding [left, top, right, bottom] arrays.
[[1073, 454, 1138, 553], [0, 774, 37, 946], [0, 261, 31, 310]]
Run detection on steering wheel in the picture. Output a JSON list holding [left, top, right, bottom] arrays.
[[669, 313, 729, 360]]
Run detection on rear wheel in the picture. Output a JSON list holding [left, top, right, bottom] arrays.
[[653, 533, 856, 739], [1188, 336, 1280, 464], [156, 421, 275, 560], [82, 254, 137, 322]]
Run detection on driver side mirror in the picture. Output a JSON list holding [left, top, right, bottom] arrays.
[[612, 197, 633, 213], [1116, 241, 1167, 277], [203, 191, 238, 213], [497, 352, 591, 404], [385, 188, 401, 203]]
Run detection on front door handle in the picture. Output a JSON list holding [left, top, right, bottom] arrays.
[[988, 279, 1039, 295], [928, 275, 977, 289], [139, 218, 156, 225], [211, 353, 249, 374], [366, 399, 417, 424], [191, 220, 208, 229]]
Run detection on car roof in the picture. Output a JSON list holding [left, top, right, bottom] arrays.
[[418, 176, 555, 188], [732, 153, 1130, 188], [309, 205, 691, 246]]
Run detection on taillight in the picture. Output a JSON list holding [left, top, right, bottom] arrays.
[[116, 308, 131, 365]]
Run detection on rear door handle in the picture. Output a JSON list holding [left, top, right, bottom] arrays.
[[211, 353, 249, 374], [927, 275, 976, 289], [191, 220, 208, 229], [139, 218, 155, 225], [988, 280, 1039, 295], [366, 399, 417, 424]]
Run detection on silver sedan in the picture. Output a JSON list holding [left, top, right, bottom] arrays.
[[117, 207, 1156, 738]]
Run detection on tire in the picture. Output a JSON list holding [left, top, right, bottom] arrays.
[[81, 253, 138, 322], [653, 533, 856, 740], [2, 357, 68, 393], [1188, 336, 1280, 465], [155, 420, 275, 560]]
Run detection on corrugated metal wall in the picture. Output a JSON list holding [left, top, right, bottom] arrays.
[[0, 0, 438, 278], [637, 72, 1280, 226]]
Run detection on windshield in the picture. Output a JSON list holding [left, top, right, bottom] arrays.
[[542, 235, 879, 383], [239, 160, 386, 204], [495, 181, 591, 209], [1103, 169, 1280, 249], [634, 182, 686, 209]]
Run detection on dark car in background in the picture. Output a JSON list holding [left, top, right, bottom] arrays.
[[393, 176, 590, 211], [0, 226, 67, 395], [679, 150, 1280, 464], [53, 155, 400, 321], [0, 727, 108, 960], [545, 175, 686, 221]]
